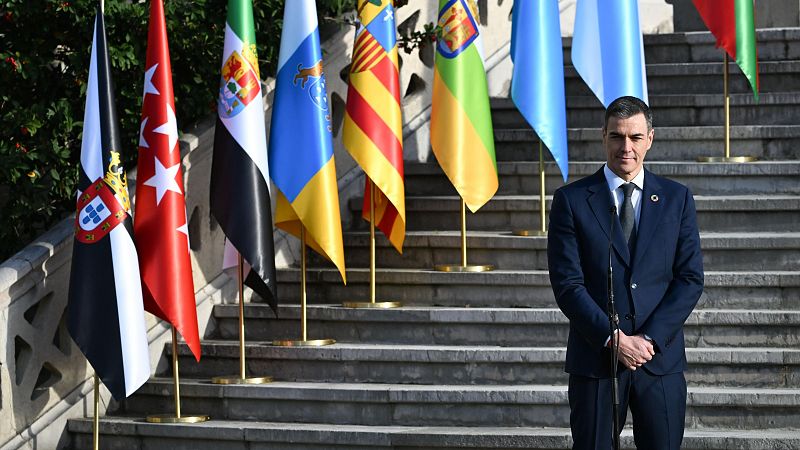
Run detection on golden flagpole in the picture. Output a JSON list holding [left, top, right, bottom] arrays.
[[274, 226, 336, 346], [344, 181, 401, 308], [93, 374, 99, 450], [146, 328, 209, 423], [514, 141, 548, 236], [698, 51, 756, 163], [434, 197, 494, 272], [212, 254, 273, 384]]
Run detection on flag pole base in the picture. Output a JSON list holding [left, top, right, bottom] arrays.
[[210, 375, 273, 385], [697, 156, 757, 163], [434, 264, 494, 272], [145, 414, 209, 424], [342, 301, 402, 309], [272, 338, 336, 347], [511, 229, 547, 237]]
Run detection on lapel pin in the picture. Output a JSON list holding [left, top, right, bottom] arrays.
[[650, 194, 659, 202]]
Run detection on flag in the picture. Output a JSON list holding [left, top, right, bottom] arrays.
[[67, 8, 150, 400], [692, 0, 759, 99], [431, 0, 498, 213], [343, 0, 405, 253], [510, 0, 569, 182], [210, 0, 278, 312], [134, 0, 200, 360], [571, 0, 648, 107], [269, 0, 346, 281]]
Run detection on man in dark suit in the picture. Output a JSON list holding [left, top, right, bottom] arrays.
[[547, 96, 704, 450]]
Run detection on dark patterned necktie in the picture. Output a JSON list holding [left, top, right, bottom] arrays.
[[620, 183, 636, 247]]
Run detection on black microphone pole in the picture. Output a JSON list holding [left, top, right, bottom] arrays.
[[608, 206, 621, 450]]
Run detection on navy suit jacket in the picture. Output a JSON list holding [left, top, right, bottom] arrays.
[[547, 168, 704, 377]]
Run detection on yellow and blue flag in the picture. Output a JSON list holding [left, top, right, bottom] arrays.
[[510, 0, 568, 181], [269, 0, 345, 281]]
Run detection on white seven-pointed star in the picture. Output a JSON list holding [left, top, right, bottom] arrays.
[[144, 156, 182, 205], [152, 103, 178, 153], [143, 64, 160, 98], [139, 117, 149, 148]]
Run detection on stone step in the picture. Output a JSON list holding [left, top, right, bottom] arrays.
[[168, 341, 800, 389], [388, 195, 800, 233], [213, 304, 800, 349], [67, 417, 800, 450], [493, 126, 800, 161], [119, 380, 800, 430], [316, 231, 800, 272], [491, 93, 800, 129], [403, 161, 800, 197], [273, 268, 799, 310], [562, 29, 800, 65], [564, 61, 800, 97]]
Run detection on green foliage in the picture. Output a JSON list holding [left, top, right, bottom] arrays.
[[0, 0, 356, 261]]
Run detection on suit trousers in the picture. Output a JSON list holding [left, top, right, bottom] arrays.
[[568, 369, 687, 450]]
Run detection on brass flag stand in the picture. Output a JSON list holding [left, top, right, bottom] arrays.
[[146, 327, 209, 423], [273, 226, 336, 346], [212, 255, 273, 384], [92, 374, 99, 450], [434, 198, 494, 272], [514, 141, 548, 236], [343, 183, 401, 308], [698, 52, 757, 163]]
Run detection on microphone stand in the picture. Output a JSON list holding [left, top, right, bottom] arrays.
[[608, 206, 621, 450]]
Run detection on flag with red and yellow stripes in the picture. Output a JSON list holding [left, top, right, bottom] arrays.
[[343, 0, 405, 253]]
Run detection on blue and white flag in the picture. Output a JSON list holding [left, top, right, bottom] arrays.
[[268, 0, 346, 280], [571, 0, 648, 107], [67, 8, 150, 400], [510, 0, 569, 182]]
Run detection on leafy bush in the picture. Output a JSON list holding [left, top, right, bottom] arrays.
[[0, 0, 354, 260]]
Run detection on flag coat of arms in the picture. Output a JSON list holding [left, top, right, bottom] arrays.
[[269, 0, 346, 281], [692, 0, 759, 99], [430, 0, 498, 213], [134, 0, 201, 360], [210, 0, 278, 311], [343, 0, 405, 253], [510, 0, 569, 182], [67, 8, 150, 400]]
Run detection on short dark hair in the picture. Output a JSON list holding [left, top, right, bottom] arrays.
[[604, 96, 652, 131]]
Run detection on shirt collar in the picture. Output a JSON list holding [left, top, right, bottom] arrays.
[[604, 164, 645, 193]]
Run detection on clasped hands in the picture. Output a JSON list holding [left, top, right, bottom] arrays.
[[607, 332, 655, 371]]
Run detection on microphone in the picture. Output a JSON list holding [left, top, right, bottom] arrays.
[[607, 205, 621, 450], [607, 204, 619, 338]]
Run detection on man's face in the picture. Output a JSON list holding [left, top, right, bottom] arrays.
[[603, 113, 654, 181]]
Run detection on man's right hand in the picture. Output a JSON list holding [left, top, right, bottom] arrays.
[[608, 332, 655, 370]]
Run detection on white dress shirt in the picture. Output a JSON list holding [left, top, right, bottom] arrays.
[[603, 164, 644, 229]]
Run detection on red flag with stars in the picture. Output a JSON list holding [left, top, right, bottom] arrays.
[[133, 0, 200, 361]]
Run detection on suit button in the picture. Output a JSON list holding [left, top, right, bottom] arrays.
[[631, 283, 638, 289]]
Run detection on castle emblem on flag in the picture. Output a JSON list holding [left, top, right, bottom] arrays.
[[219, 50, 261, 118], [437, 0, 479, 59], [75, 178, 128, 244]]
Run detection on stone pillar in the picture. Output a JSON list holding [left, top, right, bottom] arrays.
[[668, 0, 800, 31]]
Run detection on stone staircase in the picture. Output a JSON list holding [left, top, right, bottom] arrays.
[[66, 30, 800, 449]]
